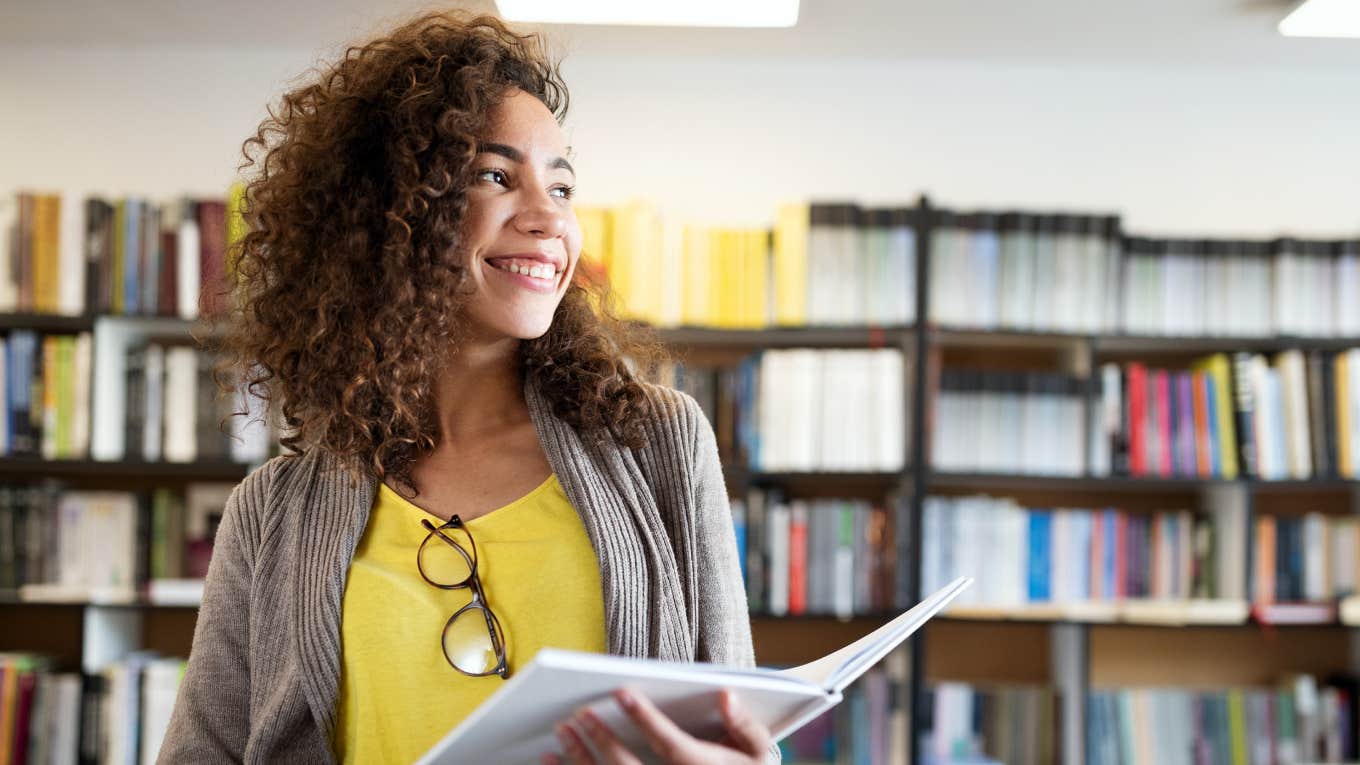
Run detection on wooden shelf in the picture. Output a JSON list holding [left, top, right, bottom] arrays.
[[655, 325, 911, 351], [930, 326, 1360, 354], [0, 312, 97, 333], [0, 456, 252, 481], [928, 470, 1360, 493]]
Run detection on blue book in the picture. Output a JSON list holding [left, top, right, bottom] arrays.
[[124, 197, 141, 314], [1028, 510, 1052, 602], [1204, 374, 1222, 477], [732, 503, 748, 588]]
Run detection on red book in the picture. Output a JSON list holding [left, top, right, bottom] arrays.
[[197, 200, 230, 317], [160, 228, 179, 317], [1192, 371, 1211, 477], [10, 667, 38, 764], [1155, 370, 1173, 477], [788, 504, 807, 615], [1127, 363, 1148, 476]]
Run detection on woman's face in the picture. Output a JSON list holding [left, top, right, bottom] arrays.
[[458, 88, 582, 342]]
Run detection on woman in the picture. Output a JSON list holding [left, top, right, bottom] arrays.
[[158, 10, 779, 765]]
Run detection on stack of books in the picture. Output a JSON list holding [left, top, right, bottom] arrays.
[[733, 489, 907, 618], [1120, 237, 1360, 338], [0, 651, 186, 765], [0, 188, 244, 318], [929, 210, 1121, 334], [921, 495, 1247, 617], [574, 201, 916, 329], [924, 682, 1061, 765], [1, 481, 233, 604], [932, 370, 1087, 476], [1087, 675, 1356, 765], [1093, 349, 1360, 481]]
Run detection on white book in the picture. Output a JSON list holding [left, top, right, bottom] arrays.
[[1276, 350, 1312, 479], [177, 206, 201, 320], [143, 344, 165, 462], [59, 191, 86, 316], [163, 347, 198, 463], [1303, 513, 1327, 602], [767, 503, 790, 616], [416, 577, 973, 765], [141, 658, 186, 765]]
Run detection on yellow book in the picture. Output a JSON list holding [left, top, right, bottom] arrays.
[[226, 181, 248, 276], [740, 229, 770, 329], [608, 200, 664, 325], [772, 202, 809, 326], [572, 205, 611, 310], [42, 336, 58, 460], [30, 194, 50, 312], [680, 225, 712, 326], [1193, 354, 1239, 479], [1227, 690, 1247, 765], [1338, 353, 1352, 479], [711, 229, 738, 328], [112, 199, 125, 314]]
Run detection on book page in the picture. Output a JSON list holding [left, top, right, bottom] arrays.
[[777, 576, 972, 693]]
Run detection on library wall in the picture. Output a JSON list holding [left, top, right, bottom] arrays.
[[2, 45, 1358, 236]]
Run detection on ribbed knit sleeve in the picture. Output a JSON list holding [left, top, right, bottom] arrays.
[[678, 392, 782, 764], [157, 462, 270, 763]]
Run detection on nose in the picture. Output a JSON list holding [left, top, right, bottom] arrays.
[[512, 189, 568, 240]]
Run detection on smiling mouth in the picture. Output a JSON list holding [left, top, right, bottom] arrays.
[[486, 258, 561, 283]]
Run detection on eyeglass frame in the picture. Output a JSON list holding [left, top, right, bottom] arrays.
[[417, 515, 510, 680]]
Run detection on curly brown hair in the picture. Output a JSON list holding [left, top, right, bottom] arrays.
[[220, 10, 665, 494]]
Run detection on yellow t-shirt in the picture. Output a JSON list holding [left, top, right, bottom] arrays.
[[333, 474, 608, 764]]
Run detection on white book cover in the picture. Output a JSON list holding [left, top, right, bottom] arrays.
[[1276, 350, 1313, 479], [141, 658, 186, 765], [163, 347, 198, 463], [1303, 513, 1327, 602], [177, 208, 201, 321], [1333, 518, 1358, 597], [59, 191, 86, 316], [416, 577, 972, 765], [1337, 253, 1360, 335], [144, 344, 165, 462], [794, 350, 820, 472], [766, 503, 790, 616]]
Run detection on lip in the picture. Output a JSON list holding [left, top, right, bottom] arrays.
[[485, 252, 565, 271], [483, 259, 561, 295]]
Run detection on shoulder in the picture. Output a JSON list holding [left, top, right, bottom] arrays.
[[634, 381, 712, 453]]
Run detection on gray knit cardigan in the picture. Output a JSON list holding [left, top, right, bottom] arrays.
[[157, 378, 779, 763]]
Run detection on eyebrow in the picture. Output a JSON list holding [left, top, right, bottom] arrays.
[[478, 142, 575, 177]]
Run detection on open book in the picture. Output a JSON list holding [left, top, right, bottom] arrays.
[[415, 576, 972, 764]]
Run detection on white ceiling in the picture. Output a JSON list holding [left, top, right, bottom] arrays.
[[3, 0, 1359, 69]]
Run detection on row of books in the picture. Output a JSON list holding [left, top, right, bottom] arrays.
[[923, 682, 1060, 765], [1121, 237, 1360, 339], [1253, 513, 1360, 604], [577, 201, 918, 329], [777, 650, 910, 765], [732, 489, 907, 618], [929, 210, 1121, 335], [1094, 349, 1360, 481], [2, 331, 91, 459], [920, 494, 1247, 608], [0, 189, 242, 318], [0, 482, 231, 603], [932, 370, 1087, 477], [123, 343, 271, 464], [0, 652, 185, 765], [658, 350, 907, 473], [1086, 675, 1356, 765]]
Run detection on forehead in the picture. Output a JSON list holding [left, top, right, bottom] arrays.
[[481, 90, 567, 158]]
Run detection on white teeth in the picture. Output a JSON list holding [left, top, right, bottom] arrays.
[[492, 260, 557, 280]]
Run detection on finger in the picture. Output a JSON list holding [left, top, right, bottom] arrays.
[[717, 690, 770, 757], [541, 753, 564, 765], [576, 708, 643, 765], [556, 721, 597, 765], [613, 688, 701, 763]]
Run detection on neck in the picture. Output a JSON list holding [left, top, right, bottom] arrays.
[[433, 334, 528, 446]]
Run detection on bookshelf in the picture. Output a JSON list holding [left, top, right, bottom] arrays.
[[6, 193, 1360, 764]]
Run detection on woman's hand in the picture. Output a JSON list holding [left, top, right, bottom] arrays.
[[542, 687, 773, 765]]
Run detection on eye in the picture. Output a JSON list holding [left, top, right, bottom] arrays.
[[550, 185, 576, 200], [476, 168, 508, 186]]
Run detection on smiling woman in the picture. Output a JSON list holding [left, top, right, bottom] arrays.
[[155, 9, 779, 765]]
